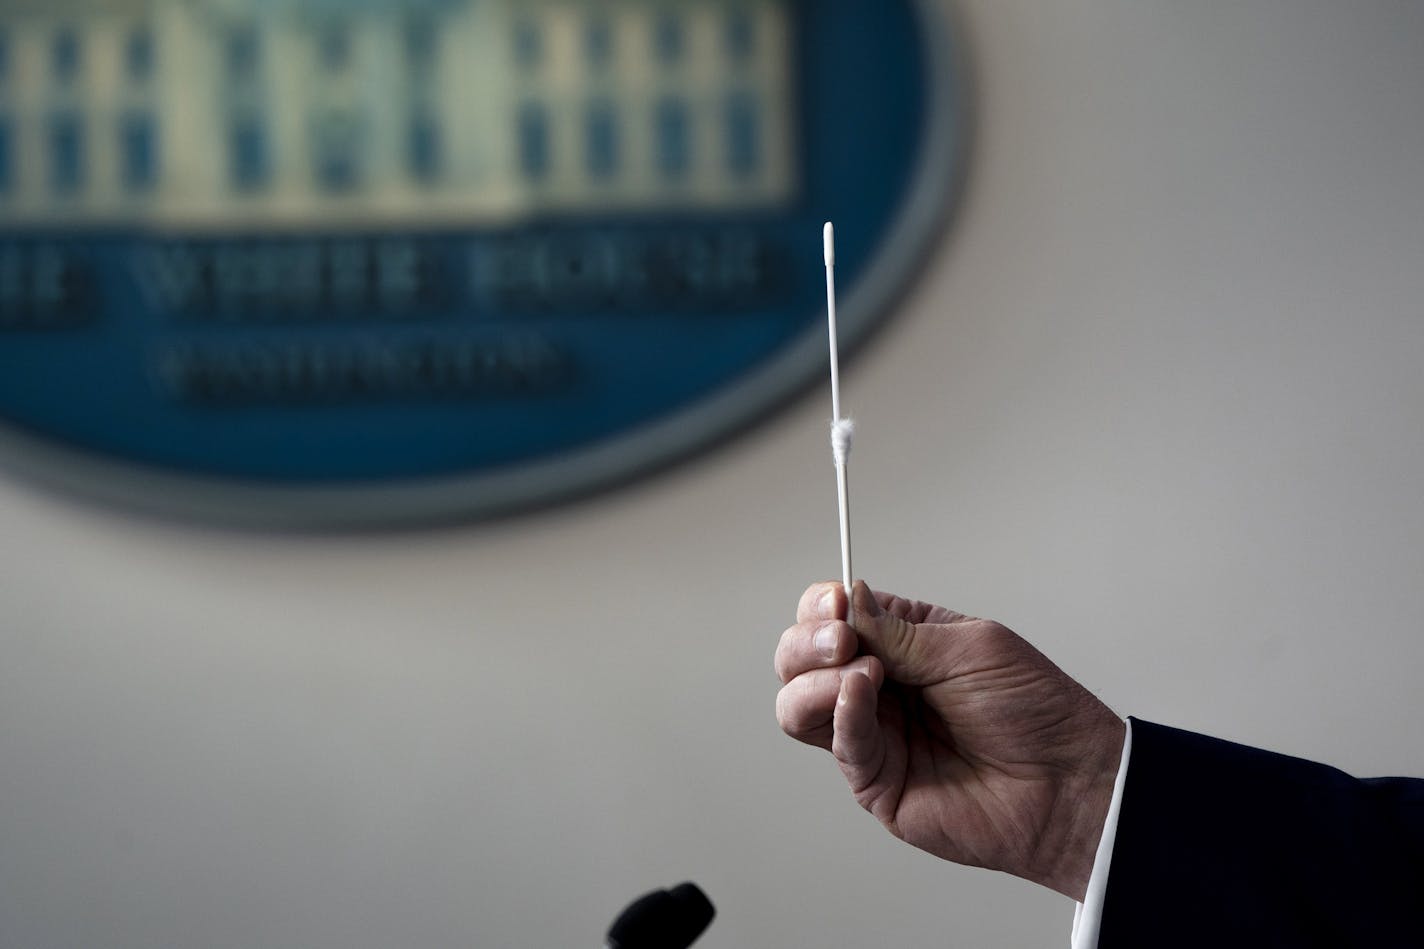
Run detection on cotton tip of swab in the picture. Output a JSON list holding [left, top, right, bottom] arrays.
[[830, 418, 855, 465], [823, 222, 835, 267]]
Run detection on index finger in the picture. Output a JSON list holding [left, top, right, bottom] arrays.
[[797, 582, 846, 625]]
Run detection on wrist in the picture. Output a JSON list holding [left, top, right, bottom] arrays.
[[1031, 709, 1126, 900]]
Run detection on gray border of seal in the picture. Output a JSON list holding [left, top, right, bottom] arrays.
[[0, 0, 971, 530]]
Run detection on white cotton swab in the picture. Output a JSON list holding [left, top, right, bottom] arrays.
[[823, 222, 854, 604]]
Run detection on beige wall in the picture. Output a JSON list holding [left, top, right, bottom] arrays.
[[3, 1, 1423, 945]]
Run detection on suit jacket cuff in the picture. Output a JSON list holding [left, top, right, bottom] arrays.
[[1097, 718, 1424, 947], [1071, 717, 1132, 949]]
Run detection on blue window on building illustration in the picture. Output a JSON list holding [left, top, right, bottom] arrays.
[[655, 98, 690, 179], [49, 112, 84, 195], [726, 11, 756, 61], [585, 15, 613, 69], [52, 27, 81, 84], [515, 19, 542, 69], [725, 92, 760, 178], [316, 150, 358, 192], [654, 14, 685, 65], [126, 27, 154, 82], [585, 101, 618, 181], [0, 118, 11, 195], [405, 13, 437, 76], [121, 112, 157, 193], [226, 25, 260, 81], [312, 112, 362, 192], [408, 111, 441, 184], [518, 102, 550, 181], [318, 22, 350, 72], [229, 115, 268, 191]]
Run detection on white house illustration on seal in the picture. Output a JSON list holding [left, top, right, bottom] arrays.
[[0, 0, 797, 229]]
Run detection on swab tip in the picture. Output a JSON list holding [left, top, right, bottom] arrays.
[[830, 417, 855, 464], [823, 222, 835, 267]]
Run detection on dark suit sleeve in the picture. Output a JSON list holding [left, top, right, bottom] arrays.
[[1098, 718, 1424, 948]]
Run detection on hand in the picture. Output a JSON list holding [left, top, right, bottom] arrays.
[[774, 581, 1125, 900]]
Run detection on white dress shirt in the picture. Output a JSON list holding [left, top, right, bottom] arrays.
[[1070, 718, 1133, 949]]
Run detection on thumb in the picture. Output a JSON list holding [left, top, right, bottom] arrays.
[[831, 670, 891, 818], [847, 580, 947, 686]]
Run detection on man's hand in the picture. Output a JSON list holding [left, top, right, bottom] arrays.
[[774, 581, 1125, 900]]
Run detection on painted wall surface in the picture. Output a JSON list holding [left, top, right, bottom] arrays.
[[2, 1, 1423, 945]]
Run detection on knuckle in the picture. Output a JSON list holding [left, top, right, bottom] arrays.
[[774, 686, 793, 732], [775, 676, 822, 737], [795, 584, 821, 621], [774, 623, 815, 682], [773, 626, 797, 682], [968, 619, 1022, 653], [797, 581, 838, 623], [977, 619, 1011, 637], [775, 683, 807, 735]]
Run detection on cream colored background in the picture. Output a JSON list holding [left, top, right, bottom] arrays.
[[3, 1, 1424, 946]]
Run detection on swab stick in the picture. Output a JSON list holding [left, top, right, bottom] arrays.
[[823, 222, 854, 602]]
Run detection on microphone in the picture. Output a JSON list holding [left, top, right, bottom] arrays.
[[604, 882, 715, 949]]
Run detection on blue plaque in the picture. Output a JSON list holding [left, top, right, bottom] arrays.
[[0, 0, 967, 527]]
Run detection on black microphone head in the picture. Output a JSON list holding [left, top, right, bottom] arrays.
[[606, 882, 715, 949]]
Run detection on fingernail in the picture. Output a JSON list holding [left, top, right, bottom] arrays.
[[817, 588, 836, 617], [837, 677, 851, 706], [814, 624, 838, 659]]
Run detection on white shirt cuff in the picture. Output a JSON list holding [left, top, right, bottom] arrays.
[[1070, 717, 1133, 949]]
